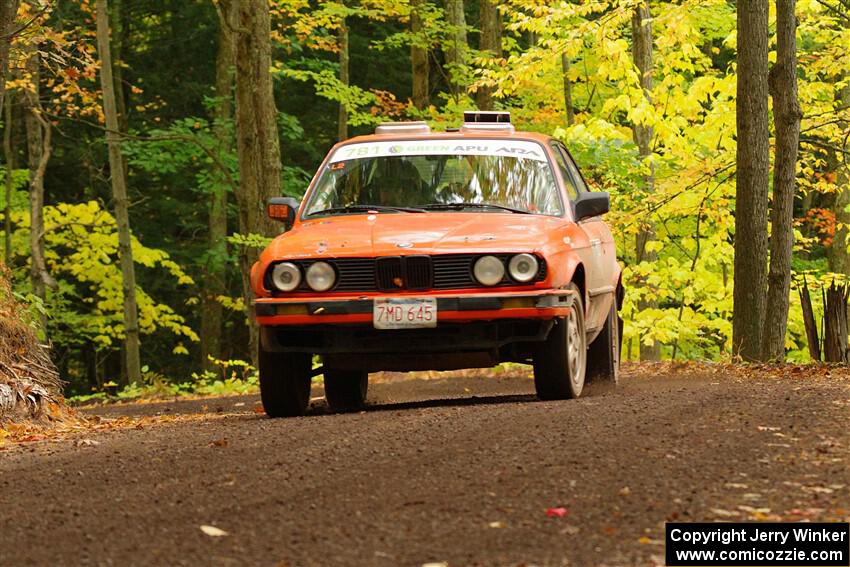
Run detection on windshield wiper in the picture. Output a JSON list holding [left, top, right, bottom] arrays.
[[308, 204, 426, 216], [422, 202, 531, 214]]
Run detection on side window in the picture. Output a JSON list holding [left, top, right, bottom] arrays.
[[560, 148, 589, 193], [549, 142, 579, 200]]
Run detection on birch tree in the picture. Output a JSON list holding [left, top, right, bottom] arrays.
[[95, 0, 142, 384]]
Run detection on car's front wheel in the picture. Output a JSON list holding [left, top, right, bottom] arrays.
[[533, 283, 587, 400], [258, 346, 313, 417], [323, 369, 368, 412]]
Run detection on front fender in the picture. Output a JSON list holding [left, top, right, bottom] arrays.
[[251, 261, 265, 297]]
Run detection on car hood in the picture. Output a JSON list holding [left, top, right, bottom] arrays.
[[265, 213, 565, 258]]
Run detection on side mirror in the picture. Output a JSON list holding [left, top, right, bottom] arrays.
[[268, 197, 300, 227], [573, 192, 609, 221]]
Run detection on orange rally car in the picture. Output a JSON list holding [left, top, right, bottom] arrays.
[[251, 112, 623, 417]]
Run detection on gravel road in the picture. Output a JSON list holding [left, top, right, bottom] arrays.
[[1, 369, 848, 567]]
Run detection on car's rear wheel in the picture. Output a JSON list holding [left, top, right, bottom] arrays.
[[258, 346, 313, 417], [323, 369, 368, 412], [533, 283, 587, 400], [587, 299, 621, 385]]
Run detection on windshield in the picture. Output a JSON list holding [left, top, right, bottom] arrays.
[[303, 139, 564, 217]]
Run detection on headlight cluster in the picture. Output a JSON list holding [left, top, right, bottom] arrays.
[[473, 254, 540, 286], [269, 261, 336, 292]]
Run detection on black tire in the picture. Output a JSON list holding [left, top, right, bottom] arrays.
[[323, 369, 368, 412], [533, 283, 587, 400], [258, 346, 313, 418], [587, 299, 621, 385]]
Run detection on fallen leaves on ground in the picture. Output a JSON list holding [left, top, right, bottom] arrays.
[[545, 507, 568, 518], [623, 361, 850, 382], [3, 361, 848, 450], [0, 408, 250, 450], [200, 525, 228, 537]]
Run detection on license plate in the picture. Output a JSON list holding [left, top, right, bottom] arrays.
[[373, 298, 437, 329]]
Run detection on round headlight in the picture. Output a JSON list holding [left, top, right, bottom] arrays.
[[306, 261, 336, 292], [271, 262, 301, 292], [508, 254, 539, 283], [473, 255, 505, 287]]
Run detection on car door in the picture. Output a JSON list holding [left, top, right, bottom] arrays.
[[550, 142, 617, 335]]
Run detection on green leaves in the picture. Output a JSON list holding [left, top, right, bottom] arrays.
[[9, 199, 199, 349]]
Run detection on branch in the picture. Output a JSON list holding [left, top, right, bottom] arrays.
[[120, 130, 240, 192], [211, 0, 249, 35], [38, 219, 108, 241], [23, 56, 57, 291], [647, 162, 735, 215], [801, 136, 850, 157], [812, 0, 850, 23], [0, 3, 50, 41], [800, 118, 848, 135], [802, 104, 850, 121], [44, 111, 239, 193]]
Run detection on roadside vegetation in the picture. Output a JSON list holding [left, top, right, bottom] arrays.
[[0, 263, 63, 419], [0, 0, 847, 408]]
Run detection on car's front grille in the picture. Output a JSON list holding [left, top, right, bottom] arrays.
[[405, 256, 433, 290], [267, 254, 546, 294], [374, 256, 433, 291], [376, 257, 403, 291], [329, 258, 375, 292], [432, 254, 478, 289]]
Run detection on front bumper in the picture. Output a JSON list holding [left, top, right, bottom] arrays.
[[254, 288, 576, 327]]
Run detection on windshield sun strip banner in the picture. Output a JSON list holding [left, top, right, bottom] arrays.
[[328, 139, 548, 164]]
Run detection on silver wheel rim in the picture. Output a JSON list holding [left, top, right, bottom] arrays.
[[567, 309, 585, 389]]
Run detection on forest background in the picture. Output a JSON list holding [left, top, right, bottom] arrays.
[[0, 0, 848, 399]]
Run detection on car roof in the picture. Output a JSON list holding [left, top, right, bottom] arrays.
[[335, 129, 554, 149]]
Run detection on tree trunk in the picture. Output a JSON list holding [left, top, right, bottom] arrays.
[[475, 0, 501, 110], [561, 54, 574, 126], [799, 278, 820, 361], [827, 82, 850, 273], [23, 43, 55, 319], [234, 0, 283, 365], [444, 0, 467, 99], [3, 88, 12, 264], [96, 0, 142, 385], [0, 0, 19, 268], [823, 282, 849, 362], [631, 0, 660, 361], [338, 16, 349, 141], [110, 0, 128, 133], [201, 0, 237, 372], [761, 0, 801, 361], [732, 0, 770, 361], [829, 177, 850, 274], [410, 0, 429, 110], [24, 46, 43, 304], [0, 0, 20, 113]]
